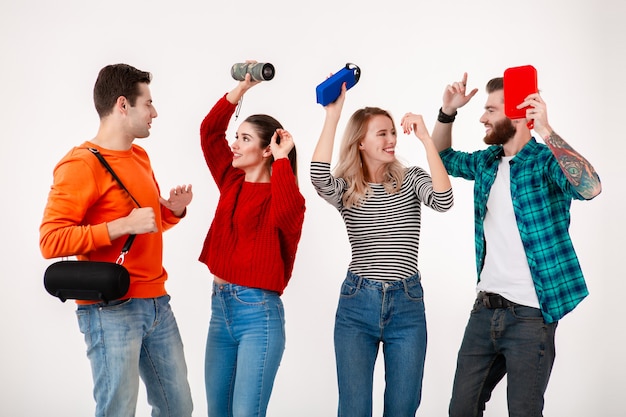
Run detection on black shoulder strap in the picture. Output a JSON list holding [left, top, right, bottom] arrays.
[[88, 148, 141, 208], [87, 147, 139, 257]]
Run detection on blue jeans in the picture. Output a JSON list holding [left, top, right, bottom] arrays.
[[76, 295, 193, 417], [205, 283, 285, 417], [334, 270, 427, 417], [449, 296, 558, 417]]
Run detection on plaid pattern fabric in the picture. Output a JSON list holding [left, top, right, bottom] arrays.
[[440, 139, 588, 323]]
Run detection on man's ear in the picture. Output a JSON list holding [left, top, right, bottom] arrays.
[[116, 96, 128, 113]]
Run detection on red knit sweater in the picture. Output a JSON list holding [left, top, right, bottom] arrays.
[[199, 95, 306, 294]]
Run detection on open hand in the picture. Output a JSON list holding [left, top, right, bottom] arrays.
[[442, 72, 478, 114], [159, 184, 193, 216]]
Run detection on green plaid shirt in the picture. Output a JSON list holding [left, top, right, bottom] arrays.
[[441, 138, 589, 323]]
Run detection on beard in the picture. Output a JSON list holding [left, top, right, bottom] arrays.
[[483, 118, 516, 145]]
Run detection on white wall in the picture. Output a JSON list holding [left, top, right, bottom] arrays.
[[1, 0, 624, 415]]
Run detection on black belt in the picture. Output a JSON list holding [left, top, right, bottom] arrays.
[[478, 292, 517, 309]]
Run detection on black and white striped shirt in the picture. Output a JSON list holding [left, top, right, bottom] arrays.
[[310, 161, 453, 281]]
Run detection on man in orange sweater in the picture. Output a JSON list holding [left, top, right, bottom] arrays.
[[39, 64, 194, 417]]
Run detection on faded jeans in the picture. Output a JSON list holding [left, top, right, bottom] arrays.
[[76, 295, 193, 417], [205, 283, 285, 417]]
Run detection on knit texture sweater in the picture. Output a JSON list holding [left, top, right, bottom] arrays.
[[199, 95, 306, 294], [39, 143, 183, 303]]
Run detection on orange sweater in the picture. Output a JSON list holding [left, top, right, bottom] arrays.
[[39, 142, 182, 303]]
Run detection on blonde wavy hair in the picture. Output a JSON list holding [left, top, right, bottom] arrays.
[[334, 107, 406, 208]]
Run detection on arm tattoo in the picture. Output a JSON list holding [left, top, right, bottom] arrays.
[[544, 131, 602, 199]]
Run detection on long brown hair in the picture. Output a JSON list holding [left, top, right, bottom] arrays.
[[334, 107, 405, 208], [244, 114, 298, 181]]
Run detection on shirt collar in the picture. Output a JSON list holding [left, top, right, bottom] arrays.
[[512, 137, 539, 163]]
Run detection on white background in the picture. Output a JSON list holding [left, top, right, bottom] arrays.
[[1, 1, 624, 416]]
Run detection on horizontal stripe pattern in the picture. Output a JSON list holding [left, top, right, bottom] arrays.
[[311, 161, 453, 280]]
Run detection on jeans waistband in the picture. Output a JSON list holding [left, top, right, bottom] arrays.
[[345, 270, 421, 290], [478, 291, 518, 309], [212, 281, 279, 296]]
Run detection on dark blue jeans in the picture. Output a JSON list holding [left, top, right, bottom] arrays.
[[449, 296, 558, 417], [334, 271, 427, 417]]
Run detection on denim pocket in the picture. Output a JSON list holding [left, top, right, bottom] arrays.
[[276, 301, 286, 339], [403, 280, 424, 301], [233, 287, 268, 305], [76, 309, 90, 335], [511, 305, 544, 321], [339, 279, 359, 298]]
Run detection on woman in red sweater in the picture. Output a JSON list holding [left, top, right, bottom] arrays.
[[199, 67, 306, 417]]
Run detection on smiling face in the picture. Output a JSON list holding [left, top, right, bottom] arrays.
[[231, 121, 271, 172], [125, 82, 158, 139], [480, 89, 516, 145], [359, 114, 397, 171]]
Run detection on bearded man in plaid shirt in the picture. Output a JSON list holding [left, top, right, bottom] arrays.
[[432, 73, 602, 417]]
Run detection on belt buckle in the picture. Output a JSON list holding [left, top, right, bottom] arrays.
[[479, 292, 491, 308], [483, 293, 495, 308], [481, 292, 502, 309]]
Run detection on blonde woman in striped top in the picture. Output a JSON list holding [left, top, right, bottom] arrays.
[[310, 84, 453, 417]]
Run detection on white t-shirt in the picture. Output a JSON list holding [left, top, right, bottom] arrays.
[[477, 156, 540, 308]]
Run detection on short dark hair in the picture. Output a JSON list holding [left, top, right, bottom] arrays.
[[486, 77, 503, 93], [93, 64, 151, 118]]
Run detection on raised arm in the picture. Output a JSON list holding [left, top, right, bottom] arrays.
[[401, 113, 452, 193], [225, 71, 261, 105], [312, 83, 347, 163], [431, 72, 478, 152], [200, 63, 264, 188], [522, 93, 602, 200]]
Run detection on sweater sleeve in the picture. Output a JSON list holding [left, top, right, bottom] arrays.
[[270, 158, 306, 235], [309, 161, 346, 211], [39, 155, 112, 259], [200, 94, 240, 190], [408, 166, 454, 213]]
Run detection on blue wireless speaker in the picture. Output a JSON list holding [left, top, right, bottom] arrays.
[[316, 63, 361, 106]]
